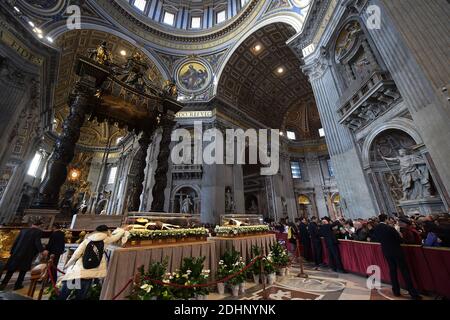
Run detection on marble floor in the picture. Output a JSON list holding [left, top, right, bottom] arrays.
[[0, 262, 434, 300], [208, 262, 433, 301]]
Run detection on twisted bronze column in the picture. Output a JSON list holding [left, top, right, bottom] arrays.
[[35, 77, 96, 208], [128, 131, 152, 212], [151, 117, 176, 212]]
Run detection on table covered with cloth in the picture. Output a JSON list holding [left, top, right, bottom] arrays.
[[210, 233, 276, 263], [100, 240, 216, 300]]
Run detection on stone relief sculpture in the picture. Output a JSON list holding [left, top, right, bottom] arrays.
[[335, 21, 362, 61], [382, 149, 431, 201]]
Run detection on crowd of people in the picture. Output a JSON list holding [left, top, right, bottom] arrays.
[[270, 213, 450, 248], [269, 213, 450, 299]]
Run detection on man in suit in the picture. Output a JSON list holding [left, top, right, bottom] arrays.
[[373, 214, 421, 299], [320, 217, 346, 273], [46, 224, 66, 282], [298, 217, 311, 261], [0, 221, 48, 291], [308, 217, 323, 269]]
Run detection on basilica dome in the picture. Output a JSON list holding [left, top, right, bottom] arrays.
[[124, 0, 252, 32]]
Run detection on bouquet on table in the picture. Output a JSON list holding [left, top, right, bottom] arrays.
[[214, 225, 270, 237]]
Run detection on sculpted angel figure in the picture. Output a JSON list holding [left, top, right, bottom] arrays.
[[382, 148, 431, 200], [89, 41, 113, 65]]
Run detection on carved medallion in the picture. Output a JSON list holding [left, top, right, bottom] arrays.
[[176, 61, 211, 93], [335, 21, 362, 62]]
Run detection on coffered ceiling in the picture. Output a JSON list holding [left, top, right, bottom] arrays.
[[217, 22, 315, 129]]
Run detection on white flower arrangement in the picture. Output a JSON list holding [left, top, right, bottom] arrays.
[[140, 283, 153, 293], [128, 227, 208, 241], [214, 225, 270, 237]]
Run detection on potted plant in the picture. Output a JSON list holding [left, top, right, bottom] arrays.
[[270, 242, 290, 276], [263, 255, 276, 285], [170, 256, 209, 300], [250, 245, 263, 283], [128, 259, 172, 300], [219, 248, 246, 297], [217, 260, 228, 295]]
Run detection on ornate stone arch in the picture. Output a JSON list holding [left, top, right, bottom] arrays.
[[213, 14, 304, 96], [170, 184, 201, 214], [361, 118, 423, 168], [171, 184, 201, 199]]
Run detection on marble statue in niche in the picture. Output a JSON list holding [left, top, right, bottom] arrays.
[[385, 173, 403, 202], [180, 195, 193, 214], [382, 149, 431, 201], [225, 187, 235, 213]]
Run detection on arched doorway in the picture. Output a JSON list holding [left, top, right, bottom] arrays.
[[298, 194, 312, 218], [171, 186, 200, 214], [245, 194, 259, 214]]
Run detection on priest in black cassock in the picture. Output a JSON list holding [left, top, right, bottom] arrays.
[[0, 221, 48, 291]]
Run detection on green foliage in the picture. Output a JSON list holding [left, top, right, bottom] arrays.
[[250, 245, 263, 275], [217, 248, 246, 286], [45, 285, 59, 300], [129, 228, 208, 241], [262, 257, 276, 275], [129, 258, 173, 300], [45, 280, 102, 300], [269, 242, 290, 268], [169, 256, 210, 299], [86, 281, 102, 300]]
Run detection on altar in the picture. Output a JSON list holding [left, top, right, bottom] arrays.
[[100, 240, 217, 300]]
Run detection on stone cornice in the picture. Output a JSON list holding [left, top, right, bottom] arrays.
[[288, 0, 333, 56]]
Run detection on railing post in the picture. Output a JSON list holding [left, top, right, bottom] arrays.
[[261, 256, 268, 299], [296, 239, 308, 278]]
